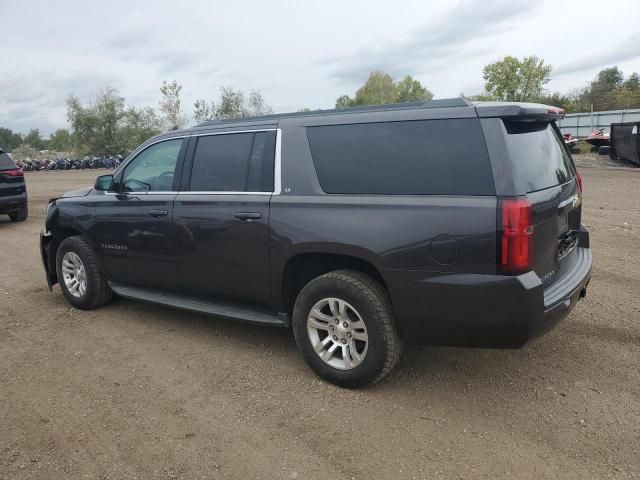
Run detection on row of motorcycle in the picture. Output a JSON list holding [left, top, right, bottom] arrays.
[[17, 155, 124, 172]]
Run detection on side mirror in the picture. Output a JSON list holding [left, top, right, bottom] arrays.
[[94, 174, 115, 191]]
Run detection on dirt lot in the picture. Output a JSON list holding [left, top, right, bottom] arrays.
[[1, 164, 639, 479]]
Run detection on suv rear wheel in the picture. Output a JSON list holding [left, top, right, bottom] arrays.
[[8, 206, 28, 222], [292, 270, 403, 387], [56, 236, 112, 310]]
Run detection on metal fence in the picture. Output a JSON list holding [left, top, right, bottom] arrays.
[[557, 108, 640, 138]]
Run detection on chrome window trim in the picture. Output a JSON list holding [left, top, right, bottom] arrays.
[[106, 128, 282, 196], [274, 128, 282, 195], [103, 191, 176, 196], [105, 191, 272, 196], [184, 127, 281, 196], [113, 135, 189, 177], [193, 128, 276, 137], [176, 191, 272, 196]]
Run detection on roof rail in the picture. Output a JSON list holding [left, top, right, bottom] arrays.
[[198, 97, 472, 127]]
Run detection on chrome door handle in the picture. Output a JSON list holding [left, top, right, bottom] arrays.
[[148, 209, 168, 217], [234, 212, 262, 220]]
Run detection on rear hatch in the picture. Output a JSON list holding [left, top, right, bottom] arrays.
[[501, 120, 581, 288], [0, 151, 26, 197]]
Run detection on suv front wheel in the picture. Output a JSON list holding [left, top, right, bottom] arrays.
[[292, 270, 403, 388], [55, 236, 113, 310]]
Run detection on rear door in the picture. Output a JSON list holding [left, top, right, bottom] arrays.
[[500, 120, 581, 286], [173, 129, 277, 305]]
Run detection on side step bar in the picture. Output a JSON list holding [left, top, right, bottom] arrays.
[[109, 282, 289, 327]]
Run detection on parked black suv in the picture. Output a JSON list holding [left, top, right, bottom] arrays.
[[40, 98, 592, 387], [0, 148, 28, 222]]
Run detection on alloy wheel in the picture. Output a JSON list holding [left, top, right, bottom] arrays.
[[61, 251, 87, 298], [306, 297, 369, 370]]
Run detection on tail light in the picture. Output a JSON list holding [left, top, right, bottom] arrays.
[[575, 172, 582, 192], [2, 168, 24, 177], [500, 198, 533, 274]]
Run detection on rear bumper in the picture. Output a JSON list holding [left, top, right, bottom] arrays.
[[384, 246, 592, 348], [538, 247, 591, 337], [0, 192, 27, 214]]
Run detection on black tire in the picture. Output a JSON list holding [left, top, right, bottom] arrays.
[[55, 236, 112, 310], [598, 145, 611, 155], [292, 270, 403, 388], [9, 206, 28, 222]]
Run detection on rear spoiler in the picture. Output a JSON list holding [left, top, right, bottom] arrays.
[[473, 101, 565, 120]]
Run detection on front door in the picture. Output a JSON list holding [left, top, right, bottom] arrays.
[[173, 129, 276, 305], [95, 137, 187, 290]]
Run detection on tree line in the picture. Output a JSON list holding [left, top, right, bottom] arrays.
[[2, 55, 639, 159], [477, 55, 640, 113], [2, 81, 275, 159]]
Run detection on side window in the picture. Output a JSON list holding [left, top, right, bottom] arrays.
[[246, 131, 276, 192], [121, 139, 184, 192], [189, 131, 276, 192], [306, 119, 495, 196]]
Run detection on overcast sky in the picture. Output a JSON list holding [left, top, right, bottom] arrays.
[[1, 0, 639, 136]]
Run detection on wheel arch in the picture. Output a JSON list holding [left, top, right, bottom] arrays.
[[279, 249, 388, 313], [48, 226, 97, 284]]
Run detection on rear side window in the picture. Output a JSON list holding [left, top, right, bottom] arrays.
[[189, 131, 275, 192], [0, 152, 17, 169], [246, 131, 276, 192], [306, 119, 494, 195], [502, 121, 575, 193]]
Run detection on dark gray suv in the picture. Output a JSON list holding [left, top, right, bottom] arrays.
[[40, 98, 592, 387], [0, 148, 28, 222]]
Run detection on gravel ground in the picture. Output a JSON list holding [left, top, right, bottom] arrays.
[[1, 167, 639, 479], [573, 152, 639, 169]]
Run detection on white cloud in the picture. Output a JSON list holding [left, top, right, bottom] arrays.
[[0, 0, 639, 136]]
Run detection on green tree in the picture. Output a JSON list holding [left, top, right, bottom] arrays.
[[335, 95, 353, 108], [537, 92, 577, 113], [593, 66, 624, 93], [12, 144, 39, 161], [211, 87, 273, 119], [122, 106, 162, 149], [482, 55, 552, 101], [23, 128, 46, 150], [623, 72, 640, 91], [215, 87, 246, 119], [48, 128, 73, 152], [67, 87, 128, 155], [609, 87, 640, 110], [159, 80, 186, 130], [193, 99, 216, 123], [246, 90, 273, 117], [572, 67, 640, 111], [335, 71, 433, 107], [396, 75, 434, 102], [0, 127, 23, 151], [353, 71, 398, 105]]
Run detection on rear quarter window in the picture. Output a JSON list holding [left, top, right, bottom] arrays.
[[502, 121, 575, 193], [306, 119, 495, 196], [0, 152, 17, 169]]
